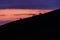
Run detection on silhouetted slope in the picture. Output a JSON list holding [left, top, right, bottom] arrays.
[[0, 9, 60, 40]]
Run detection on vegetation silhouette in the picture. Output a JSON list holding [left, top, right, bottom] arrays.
[[0, 9, 60, 40]]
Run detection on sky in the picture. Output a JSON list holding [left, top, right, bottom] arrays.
[[0, 0, 60, 25], [0, 0, 60, 9]]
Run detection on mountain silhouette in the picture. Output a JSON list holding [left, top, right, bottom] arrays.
[[0, 9, 60, 40]]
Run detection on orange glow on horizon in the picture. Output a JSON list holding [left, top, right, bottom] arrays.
[[0, 9, 52, 21]]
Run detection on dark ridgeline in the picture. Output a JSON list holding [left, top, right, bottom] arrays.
[[0, 9, 60, 40]]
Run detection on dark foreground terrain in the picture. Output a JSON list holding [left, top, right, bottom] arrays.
[[0, 9, 60, 40]]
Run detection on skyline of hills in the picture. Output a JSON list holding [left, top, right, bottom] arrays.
[[0, 9, 60, 40]]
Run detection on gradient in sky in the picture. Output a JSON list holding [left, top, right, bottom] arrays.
[[0, 0, 60, 9], [0, 0, 60, 25]]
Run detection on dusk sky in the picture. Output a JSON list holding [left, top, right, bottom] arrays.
[[0, 0, 60, 25], [0, 0, 60, 9]]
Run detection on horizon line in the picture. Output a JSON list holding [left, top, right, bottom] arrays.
[[0, 8, 55, 10]]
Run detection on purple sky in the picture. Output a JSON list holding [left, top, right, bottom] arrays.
[[0, 21, 13, 25], [0, 0, 60, 9]]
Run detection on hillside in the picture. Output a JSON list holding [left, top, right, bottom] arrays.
[[0, 9, 60, 40]]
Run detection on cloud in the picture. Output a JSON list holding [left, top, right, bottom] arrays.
[[0, 14, 6, 16]]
